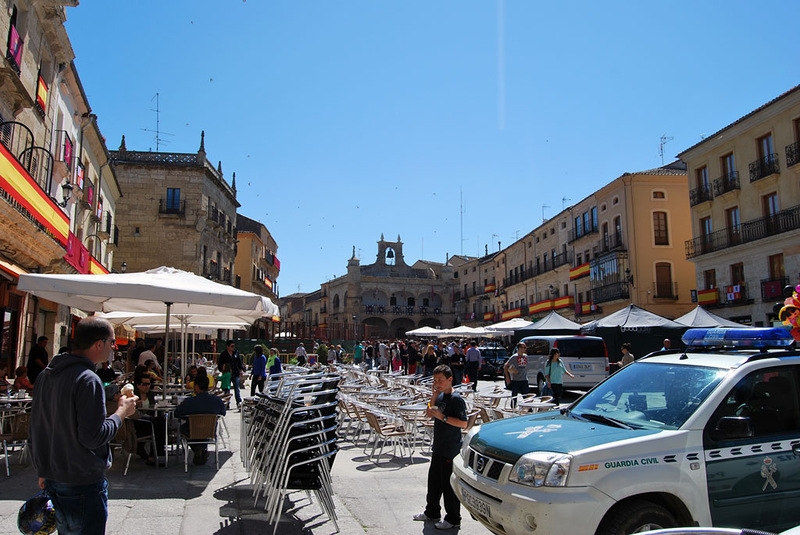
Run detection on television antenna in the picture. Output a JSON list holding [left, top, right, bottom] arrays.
[[659, 134, 673, 165], [542, 203, 550, 223], [562, 196, 571, 210], [141, 93, 174, 152]]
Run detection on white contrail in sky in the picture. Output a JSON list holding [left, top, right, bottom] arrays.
[[497, 0, 505, 131]]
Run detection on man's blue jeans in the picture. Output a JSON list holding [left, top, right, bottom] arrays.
[[45, 478, 108, 535], [232, 375, 242, 405]]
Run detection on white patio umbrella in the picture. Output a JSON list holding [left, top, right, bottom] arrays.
[[17, 266, 279, 386], [405, 326, 445, 338], [484, 317, 535, 334], [442, 325, 486, 337]]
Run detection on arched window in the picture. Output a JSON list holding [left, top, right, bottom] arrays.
[[332, 294, 340, 311]]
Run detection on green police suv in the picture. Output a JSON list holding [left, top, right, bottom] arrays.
[[452, 327, 800, 535]]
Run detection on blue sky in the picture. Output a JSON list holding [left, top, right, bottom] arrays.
[[65, 1, 799, 295]]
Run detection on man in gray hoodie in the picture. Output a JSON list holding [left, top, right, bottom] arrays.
[[30, 316, 137, 534]]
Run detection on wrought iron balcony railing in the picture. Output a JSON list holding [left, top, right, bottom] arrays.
[[749, 153, 779, 182], [786, 141, 800, 168], [712, 171, 740, 196], [685, 204, 800, 258], [689, 184, 713, 206]]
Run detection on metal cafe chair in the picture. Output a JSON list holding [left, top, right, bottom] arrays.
[[179, 414, 220, 472], [1, 410, 29, 476]]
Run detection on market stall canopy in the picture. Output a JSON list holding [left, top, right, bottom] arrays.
[[442, 325, 487, 337], [516, 310, 581, 334], [674, 306, 743, 328], [581, 305, 684, 332], [405, 326, 446, 338], [484, 317, 535, 334]]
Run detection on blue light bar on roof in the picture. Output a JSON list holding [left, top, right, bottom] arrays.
[[682, 327, 794, 348]]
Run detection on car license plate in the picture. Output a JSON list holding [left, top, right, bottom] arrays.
[[461, 487, 492, 518], [571, 363, 593, 371]]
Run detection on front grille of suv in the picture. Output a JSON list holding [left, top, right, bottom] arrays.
[[467, 449, 506, 480]]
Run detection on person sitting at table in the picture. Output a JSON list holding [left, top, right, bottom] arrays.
[[105, 384, 121, 416], [197, 366, 215, 391], [130, 375, 166, 466], [185, 365, 198, 388], [112, 352, 126, 374], [143, 359, 163, 383], [267, 347, 283, 377], [174, 374, 226, 465], [95, 360, 117, 384], [14, 366, 35, 392]]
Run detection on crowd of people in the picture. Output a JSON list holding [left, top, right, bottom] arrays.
[[320, 338, 485, 389]]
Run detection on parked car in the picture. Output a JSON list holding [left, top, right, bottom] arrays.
[[477, 346, 509, 379], [519, 334, 609, 391], [453, 327, 800, 535]]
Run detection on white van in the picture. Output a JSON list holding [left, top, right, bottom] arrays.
[[519, 335, 609, 391]]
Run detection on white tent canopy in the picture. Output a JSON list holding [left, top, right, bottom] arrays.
[[405, 326, 445, 338], [18, 266, 279, 385], [484, 317, 535, 334], [674, 306, 743, 328], [442, 325, 486, 337], [516, 310, 582, 333]]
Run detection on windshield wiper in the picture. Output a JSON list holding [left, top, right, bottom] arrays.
[[577, 412, 634, 430]]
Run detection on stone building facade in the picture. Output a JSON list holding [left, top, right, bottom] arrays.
[[317, 235, 459, 340], [678, 85, 800, 325], [109, 132, 239, 283]]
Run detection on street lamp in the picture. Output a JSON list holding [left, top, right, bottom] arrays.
[[625, 268, 634, 287], [52, 181, 73, 207]]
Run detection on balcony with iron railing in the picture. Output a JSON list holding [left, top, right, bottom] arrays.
[[597, 231, 625, 255], [761, 276, 789, 303], [568, 223, 599, 243], [159, 198, 186, 216], [552, 250, 573, 270], [0, 121, 54, 195], [652, 281, 678, 300], [689, 184, 713, 207], [686, 204, 800, 258], [749, 153, 780, 182], [591, 281, 630, 304], [712, 171, 740, 196], [362, 304, 443, 316], [786, 141, 800, 168]]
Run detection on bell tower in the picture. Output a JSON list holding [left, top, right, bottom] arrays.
[[375, 234, 407, 268]]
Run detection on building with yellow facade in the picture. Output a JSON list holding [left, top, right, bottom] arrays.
[[678, 85, 800, 325]]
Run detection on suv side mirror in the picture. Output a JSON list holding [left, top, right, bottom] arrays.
[[711, 416, 754, 441]]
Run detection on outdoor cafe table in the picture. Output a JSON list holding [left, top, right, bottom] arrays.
[[339, 383, 366, 393], [139, 402, 178, 468], [517, 400, 556, 413], [481, 391, 512, 408], [1, 395, 32, 432], [375, 395, 408, 408]]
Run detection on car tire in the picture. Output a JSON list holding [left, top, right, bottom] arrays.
[[596, 499, 677, 535], [537, 375, 545, 395]]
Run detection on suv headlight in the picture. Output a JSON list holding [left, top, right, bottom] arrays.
[[509, 452, 571, 487], [461, 426, 480, 466]]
